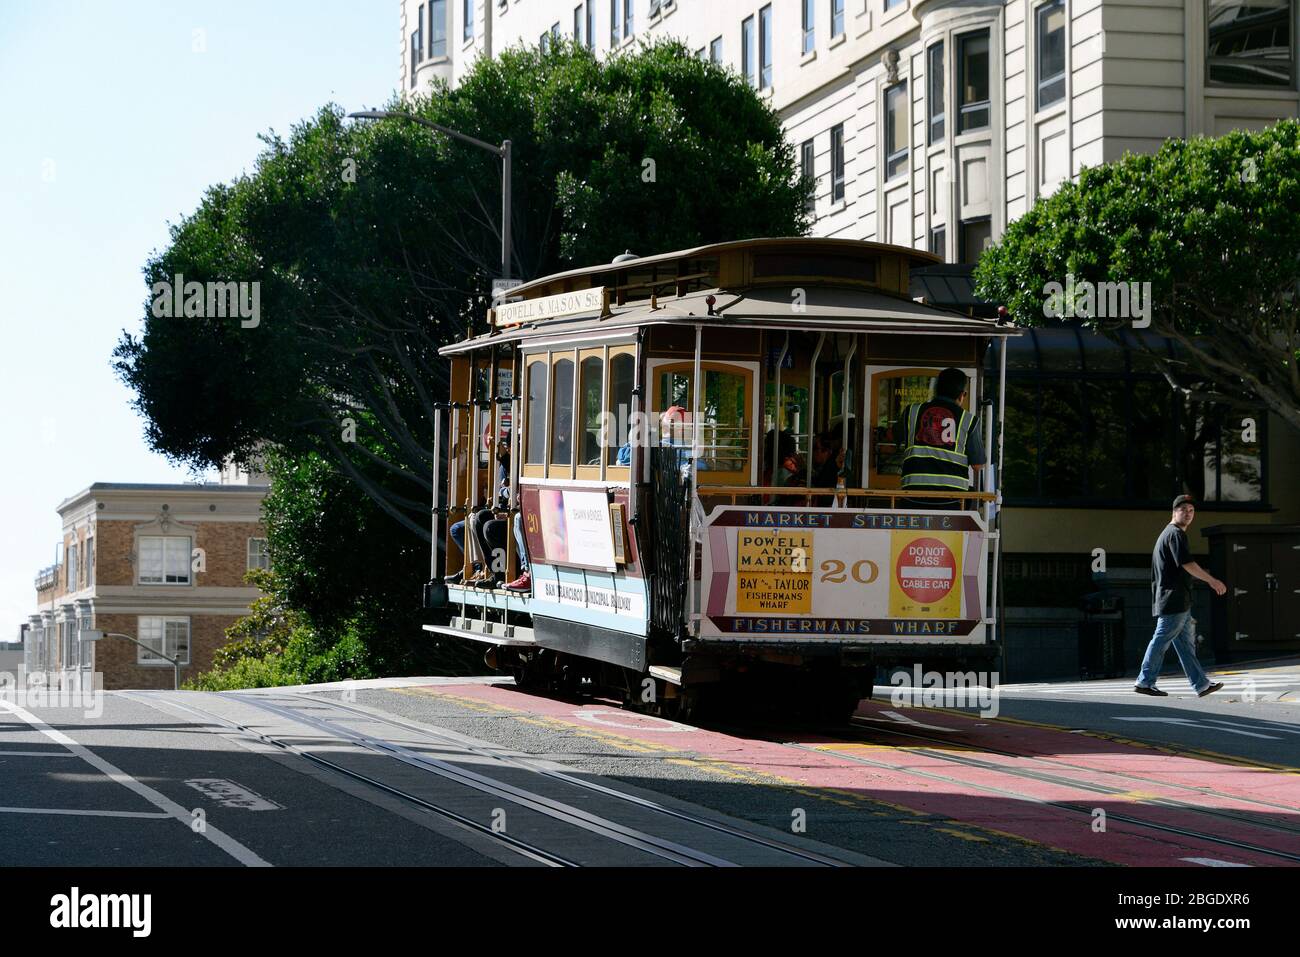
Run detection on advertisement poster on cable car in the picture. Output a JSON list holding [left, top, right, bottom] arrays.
[[700, 507, 987, 642]]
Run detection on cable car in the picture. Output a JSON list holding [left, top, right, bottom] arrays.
[[424, 238, 1015, 721]]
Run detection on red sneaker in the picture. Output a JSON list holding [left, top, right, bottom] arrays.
[[505, 571, 532, 592]]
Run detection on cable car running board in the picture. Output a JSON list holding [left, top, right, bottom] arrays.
[[422, 622, 537, 647]]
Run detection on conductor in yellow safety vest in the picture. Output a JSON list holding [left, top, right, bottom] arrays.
[[896, 367, 986, 509]]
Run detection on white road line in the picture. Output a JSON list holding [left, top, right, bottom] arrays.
[[0, 699, 272, 867], [1182, 857, 1252, 867], [0, 750, 76, 757], [0, 806, 172, 819]]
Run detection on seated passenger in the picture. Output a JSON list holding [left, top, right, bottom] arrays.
[[503, 513, 532, 592], [658, 406, 704, 478]]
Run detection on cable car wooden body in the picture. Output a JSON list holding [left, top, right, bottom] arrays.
[[425, 238, 1015, 720]]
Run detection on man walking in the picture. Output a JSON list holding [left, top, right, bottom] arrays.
[[1135, 495, 1227, 697]]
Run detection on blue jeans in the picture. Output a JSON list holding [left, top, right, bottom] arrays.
[[1137, 611, 1210, 693], [513, 513, 529, 573]]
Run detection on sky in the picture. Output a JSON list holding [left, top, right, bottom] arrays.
[[0, 0, 395, 636]]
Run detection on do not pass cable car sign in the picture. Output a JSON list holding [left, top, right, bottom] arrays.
[[700, 508, 986, 642]]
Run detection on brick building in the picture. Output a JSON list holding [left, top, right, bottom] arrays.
[[22, 476, 269, 690]]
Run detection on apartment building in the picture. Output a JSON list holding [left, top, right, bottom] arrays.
[[401, 1, 1298, 260], [23, 477, 269, 690]]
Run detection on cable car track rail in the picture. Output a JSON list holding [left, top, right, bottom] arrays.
[[209, 691, 733, 867], [123, 690, 852, 867], [763, 720, 1300, 865], [837, 717, 1300, 837], [118, 690, 574, 867], [270, 690, 853, 867]]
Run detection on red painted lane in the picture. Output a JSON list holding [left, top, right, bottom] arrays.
[[853, 699, 1300, 811], [423, 683, 1300, 866]]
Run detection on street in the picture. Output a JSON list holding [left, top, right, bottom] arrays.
[[3, 659, 1296, 869]]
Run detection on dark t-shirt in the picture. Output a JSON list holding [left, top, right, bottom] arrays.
[[1151, 523, 1193, 617]]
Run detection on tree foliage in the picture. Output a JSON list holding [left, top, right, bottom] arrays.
[[974, 120, 1300, 433], [113, 40, 810, 540]]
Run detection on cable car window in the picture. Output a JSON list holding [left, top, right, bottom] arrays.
[[763, 382, 809, 458], [526, 358, 548, 465], [654, 363, 753, 480], [607, 352, 635, 467], [551, 357, 575, 467], [868, 368, 966, 487], [579, 355, 603, 466]]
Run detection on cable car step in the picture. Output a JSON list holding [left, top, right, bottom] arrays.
[[648, 665, 682, 686], [422, 621, 536, 647]]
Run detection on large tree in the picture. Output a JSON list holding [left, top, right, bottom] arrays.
[[975, 120, 1300, 434], [113, 40, 810, 541]]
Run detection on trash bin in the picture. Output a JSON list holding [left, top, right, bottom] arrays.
[[1079, 592, 1125, 680]]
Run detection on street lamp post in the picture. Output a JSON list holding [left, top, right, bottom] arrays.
[[80, 631, 182, 692], [348, 109, 513, 282]]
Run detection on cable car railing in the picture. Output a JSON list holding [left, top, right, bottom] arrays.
[[695, 485, 996, 509]]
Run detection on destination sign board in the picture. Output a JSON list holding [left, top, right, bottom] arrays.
[[493, 286, 606, 327]]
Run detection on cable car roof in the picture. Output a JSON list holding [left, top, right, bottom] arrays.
[[441, 237, 1019, 355]]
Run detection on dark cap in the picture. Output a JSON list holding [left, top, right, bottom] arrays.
[[1172, 494, 1195, 510]]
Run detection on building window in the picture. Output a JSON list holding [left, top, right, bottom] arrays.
[[831, 0, 845, 37], [610, 0, 619, 44], [742, 15, 756, 86], [759, 5, 773, 88], [248, 537, 271, 571], [463, 0, 473, 42], [800, 138, 816, 213], [86, 536, 94, 587], [410, 32, 419, 88], [929, 225, 946, 257], [138, 616, 190, 666], [138, 536, 192, 585], [651, 0, 662, 16], [1036, 1, 1067, 108], [430, 0, 447, 57], [552, 21, 562, 43], [710, 36, 723, 63], [586, 0, 595, 50], [830, 123, 845, 202], [928, 41, 945, 143], [802, 0, 815, 54], [574, 4, 583, 43], [1207, 0, 1293, 86], [66, 543, 79, 590], [415, 4, 424, 62], [541, 31, 550, 53], [884, 82, 908, 180], [885, 0, 906, 9], [625, 0, 633, 37], [960, 217, 992, 264], [958, 30, 991, 132]]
